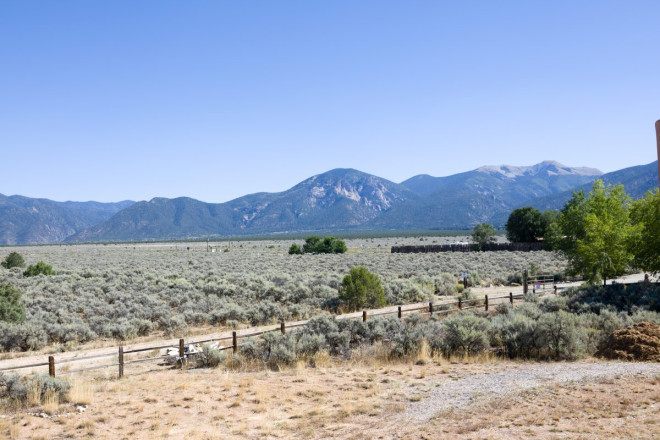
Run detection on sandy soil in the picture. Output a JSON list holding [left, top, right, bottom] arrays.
[[1, 355, 658, 439]]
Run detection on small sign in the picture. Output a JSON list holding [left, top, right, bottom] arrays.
[[461, 272, 468, 278]]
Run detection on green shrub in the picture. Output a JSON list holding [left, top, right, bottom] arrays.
[[490, 312, 543, 358], [196, 345, 227, 368], [0, 373, 70, 405], [438, 313, 490, 356], [0, 283, 26, 324], [537, 310, 585, 360], [288, 243, 303, 255], [301, 236, 347, 254], [0, 322, 48, 351], [23, 261, 56, 277], [1, 252, 25, 269], [339, 267, 386, 312]]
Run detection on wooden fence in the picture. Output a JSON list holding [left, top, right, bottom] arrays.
[[0, 291, 531, 380], [391, 242, 545, 253]]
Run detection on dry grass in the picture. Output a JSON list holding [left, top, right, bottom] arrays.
[[68, 380, 94, 405], [0, 358, 658, 439]]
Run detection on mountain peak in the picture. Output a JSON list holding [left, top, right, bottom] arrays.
[[476, 161, 602, 178]]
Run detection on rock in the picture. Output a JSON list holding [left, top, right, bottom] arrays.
[[76, 405, 87, 413]]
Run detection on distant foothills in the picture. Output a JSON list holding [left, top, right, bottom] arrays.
[[0, 160, 657, 245]]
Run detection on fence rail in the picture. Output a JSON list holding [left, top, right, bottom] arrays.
[[1, 291, 533, 379]]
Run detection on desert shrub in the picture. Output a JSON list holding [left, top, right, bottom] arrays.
[[539, 296, 569, 313], [296, 333, 326, 356], [490, 312, 543, 358], [0, 373, 70, 405], [564, 283, 660, 314], [50, 323, 97, 345], [365, 315, 402, 343], [23, 261, 56, 277], [196, 345, 227, 368], [0, 322, 48, 351], [237, 339, 262, 361], [159, 314, 187, 336], [339, 267, 386, 311], [438, 313, 490, 356], [384, 278, 432, 304], [0, 282, 26, 324], [260, 333, 297, 368], [515, 302, 542, 320], [537, 310, 585, 360], [390, 313, 429, 358], [1, 252, 25, 269], [435, 273, 458, 296], [459, 288, 476, 301]]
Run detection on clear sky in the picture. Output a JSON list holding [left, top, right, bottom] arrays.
[[1, 1, 658, 203]]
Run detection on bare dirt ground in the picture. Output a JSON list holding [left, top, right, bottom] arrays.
[[1, 354, 659, 440]]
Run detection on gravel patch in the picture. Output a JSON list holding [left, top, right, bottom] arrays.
[[404, 361, 660, 423]]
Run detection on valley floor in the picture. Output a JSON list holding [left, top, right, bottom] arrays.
[[1, 357, 659, 439]]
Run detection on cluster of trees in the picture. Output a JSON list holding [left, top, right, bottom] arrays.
[[504, 180, 660, 285], [288, 236, 347, 255]]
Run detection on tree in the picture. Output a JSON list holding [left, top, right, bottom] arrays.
[[23, 261, 56, 277], [506, 207, 547, 242], [300, 236, 347, 254], [288, 243, 303, 255], [471, 223, 496, 251], [629, 189, 660, 275], [1, 252, 25, 269], [339, 266, 385, 311], [554, 180, 634, 285], [302, 236, 322, 254], [0, 282, 26, 323]]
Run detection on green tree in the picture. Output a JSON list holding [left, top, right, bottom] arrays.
[[629, 189, 660, 275], [301, 236, 347, 254], [471, 223, 496, 251], [0, 282, 26, 323], [302, 236, 322, 254], [23, 261, 56, 277], [339, 266, 386, 311], [288, 243, 303, 255], [506, 207, 547, 242], [555, 180, 634, 285], [1, 252, 25, 269]]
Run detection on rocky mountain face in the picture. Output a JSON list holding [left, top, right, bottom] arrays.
[[1, 161, 656, 244], [0, 195, 133, 244], [65, 169, 417, 242]]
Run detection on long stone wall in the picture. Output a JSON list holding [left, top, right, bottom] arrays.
[[391, 242, 544, 253]]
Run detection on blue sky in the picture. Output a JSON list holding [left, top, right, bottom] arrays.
[[1, 1, 658, 203]]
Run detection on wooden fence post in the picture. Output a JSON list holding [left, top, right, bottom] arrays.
[[48, 356, 55, 377], [458, 298, 462, 310], [179, 338, 185, 359], [484, 295, 489, 311], [554, 285, 557, 295], [398, 306, 402, 319], [118, 346, 124, 379], [362, 311, 367, 322], [280, 321, 285, 335], [429, 302, 434, 315], [509, 292, 513, 304], [232, 331, 237, 353]]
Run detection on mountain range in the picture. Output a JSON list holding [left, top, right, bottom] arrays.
[[1, 160, 657, 245]]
